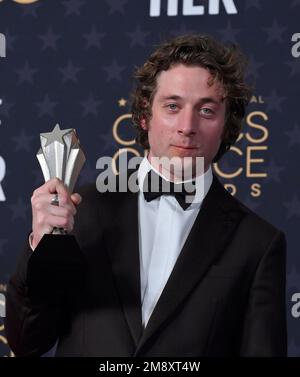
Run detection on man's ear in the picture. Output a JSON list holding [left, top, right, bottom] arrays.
[[141, 118, 148, 130]]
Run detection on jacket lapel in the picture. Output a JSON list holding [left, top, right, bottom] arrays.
[[105, 189, 143, 347], [134, 175, 245, 354]]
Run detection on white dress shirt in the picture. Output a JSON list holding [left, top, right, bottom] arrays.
[[137, 157, 213, 327]]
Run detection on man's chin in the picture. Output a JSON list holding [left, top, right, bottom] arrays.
[[165, 155, 205, 180]]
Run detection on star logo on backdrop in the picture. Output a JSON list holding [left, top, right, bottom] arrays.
[[15, 61, 38, 85], [285, 60, 300, 77], [62, 0, 85, 16], [99, 132, 117, 152], [118, 98, 127, 107], [285, 124, 300, 147], [126, 25, 150, 48], [283, 195, 300, 220], [245, 0, 261, 10], [291, 0, 300, 7], [59, 60, 82, 84], [217, 21, 241, 43], [264, 160, 285, 184], [12, 128, 34, 152], [39, 28, 61, 51], [170, 23, 194, 37], [105, 0, 128, 15], [0, 98, 14, 119], [83, 26, 105, 50], [265, 90, 286, 113], [102, 60, 126, 82], [262, 19, 287, 44], [35, 94, 58, 117], [247, 56, 264, 80], [80, 94, 102, 117], [7, 197, 30, 222]]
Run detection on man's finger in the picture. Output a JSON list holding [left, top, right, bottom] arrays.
[[32, 193, 76, 213], [33, 178, 69, 196], [71, 193, 82, 205], [48, 204, 76, 217]]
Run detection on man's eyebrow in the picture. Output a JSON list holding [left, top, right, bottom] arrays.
[[199, 96, 225, 104], [158, 95, 182, 101], [158, 95, 225, 104]]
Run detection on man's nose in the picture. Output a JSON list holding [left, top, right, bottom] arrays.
[[178, 109, 198, 136]]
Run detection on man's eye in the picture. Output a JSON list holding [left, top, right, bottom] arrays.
[[167, 103, 178, 111], [200, 108, 214, 116]]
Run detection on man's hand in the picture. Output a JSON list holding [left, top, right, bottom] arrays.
[[31, 178, 82, 250]]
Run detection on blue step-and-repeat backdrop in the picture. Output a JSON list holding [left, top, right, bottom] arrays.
[[0, 0, 299, 357]]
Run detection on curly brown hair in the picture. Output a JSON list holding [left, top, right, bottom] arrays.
[[131, 34, 251, 162]]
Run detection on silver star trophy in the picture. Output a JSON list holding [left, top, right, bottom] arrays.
[[37, 124, 86, 234]]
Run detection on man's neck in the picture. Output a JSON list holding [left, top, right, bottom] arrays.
[[147, 154, 209, 183]]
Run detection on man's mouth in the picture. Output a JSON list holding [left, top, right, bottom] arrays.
[[172, 145, 198, 150]]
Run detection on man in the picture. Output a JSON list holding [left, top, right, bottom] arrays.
[[5, 34, 287, 356]]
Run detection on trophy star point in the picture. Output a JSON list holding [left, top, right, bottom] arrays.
[[41, 124, 73, 147]]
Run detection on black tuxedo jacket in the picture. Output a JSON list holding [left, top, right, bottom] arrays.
[[5, 175, 287, 357]]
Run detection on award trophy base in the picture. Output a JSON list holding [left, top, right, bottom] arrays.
[[27, 234, 86, 296]]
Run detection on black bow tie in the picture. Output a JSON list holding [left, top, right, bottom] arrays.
[[142, 170, 196, 210]]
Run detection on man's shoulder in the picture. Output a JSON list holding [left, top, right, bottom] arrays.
[[211, 175, 285, 239], [235, 194, 283, 237]]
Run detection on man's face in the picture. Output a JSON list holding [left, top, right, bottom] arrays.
[[144, 64, 226, 177]]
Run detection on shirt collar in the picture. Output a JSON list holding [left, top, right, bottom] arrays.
[[137, 156, 213, 210]]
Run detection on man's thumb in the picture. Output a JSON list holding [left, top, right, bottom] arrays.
[[71, 193, 82, 205]]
